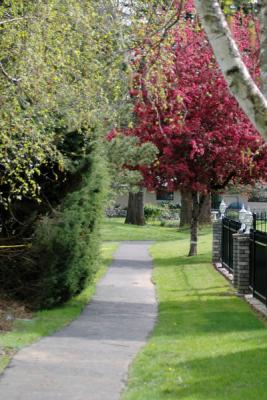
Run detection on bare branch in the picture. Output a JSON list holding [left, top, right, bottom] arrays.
[[0, 62, 21, 84], [0, 16, 33, 26]]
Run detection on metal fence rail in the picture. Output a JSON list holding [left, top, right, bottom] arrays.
[[222, 217, 241, 273], [221, 211, 267, 305], [251, 210, 267, 232]]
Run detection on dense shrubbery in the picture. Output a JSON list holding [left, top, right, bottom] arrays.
[[144, 204, 162, 221], [159, 205, 180, 227], [144, 203, 180, 225], [0, 0, 129, 309], [0, 146, 107, 309]]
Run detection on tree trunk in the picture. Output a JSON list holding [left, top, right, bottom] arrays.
[[194, 0, 267, 140], [125, 190, 145, 225], [199, 193, 211, 224], [180, 190, 192, 227], [181, 191, 210, 228], [188, 192, 206, 256], [261, 1, 267, 96]]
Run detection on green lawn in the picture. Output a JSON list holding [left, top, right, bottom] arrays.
[[3, 217, 267, 399], [0, 242, 118, 373], [115, 221, 267, 400], [101, 217, 211, 242]]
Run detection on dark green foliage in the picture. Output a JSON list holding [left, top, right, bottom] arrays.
[[30, 145, 107, 309], [0, 145, 107, 309]]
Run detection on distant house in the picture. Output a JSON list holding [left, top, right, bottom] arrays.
[[115, 189, 181, 208], [115, 189, 267, 211]]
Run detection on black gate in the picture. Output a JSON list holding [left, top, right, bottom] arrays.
[[249, 227, 267, 305], [222, 217, 241, 272]]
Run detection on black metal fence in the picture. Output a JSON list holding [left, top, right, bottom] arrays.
[[251, 210, 267, 232], [249, 212, 267, 305], [220, 210, 267, 305], [222, 217, 241, 273]]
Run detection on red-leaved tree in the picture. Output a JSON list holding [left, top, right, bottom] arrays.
[[122, 3, 267, 255]]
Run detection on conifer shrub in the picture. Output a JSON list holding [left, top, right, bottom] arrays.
[[30, 147, 107, 309], [0, 146, 107, 309]]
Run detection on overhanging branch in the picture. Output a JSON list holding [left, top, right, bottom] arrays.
[[0, 62, 21, 84], [195, 0, 267, 140]]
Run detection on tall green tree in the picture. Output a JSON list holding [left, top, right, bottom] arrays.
[[0, 0, 136, 307]]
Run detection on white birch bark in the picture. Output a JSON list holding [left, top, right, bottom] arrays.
[[195, 0, 267, 140], [260, 0, 267, 96]]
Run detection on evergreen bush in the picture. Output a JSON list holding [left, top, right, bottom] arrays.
[[0, 145, 107, 309]]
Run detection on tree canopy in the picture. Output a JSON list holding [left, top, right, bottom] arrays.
[[0, 0, 135, 204], [116, 1, 267, 254]]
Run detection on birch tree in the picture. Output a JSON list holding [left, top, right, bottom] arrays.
[[195, 0, 267, 139]]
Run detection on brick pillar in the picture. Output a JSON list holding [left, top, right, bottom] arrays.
[[212, 219, 222, 264], [232, 233, 250, 294]]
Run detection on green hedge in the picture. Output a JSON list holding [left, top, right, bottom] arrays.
[[0, 145, 107, 310]]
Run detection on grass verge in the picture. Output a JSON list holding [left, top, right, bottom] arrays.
[[0, 241, 118, 374], [122, 228, 267, 400]]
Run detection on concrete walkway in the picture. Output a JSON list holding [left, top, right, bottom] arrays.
[[0, 241, 157, 400]]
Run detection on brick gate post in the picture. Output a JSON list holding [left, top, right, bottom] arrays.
[[212, 220, 222, 264], [232, 233, 250, 295]]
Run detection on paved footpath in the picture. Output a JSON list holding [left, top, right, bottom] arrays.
[[0, 241, 157, 400]]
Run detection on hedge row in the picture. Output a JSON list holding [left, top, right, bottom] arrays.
[[0, 145, 107, 309]]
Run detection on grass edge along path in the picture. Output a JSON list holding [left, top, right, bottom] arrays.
[[123, 231, 267, 400], [0, 242, 119, 374]]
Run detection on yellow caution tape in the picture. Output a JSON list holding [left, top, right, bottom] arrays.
[[0, 244, 31, 249]]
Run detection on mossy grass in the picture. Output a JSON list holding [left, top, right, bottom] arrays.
[[0, 242, 118, 374], [118, 225, 267, 400]]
